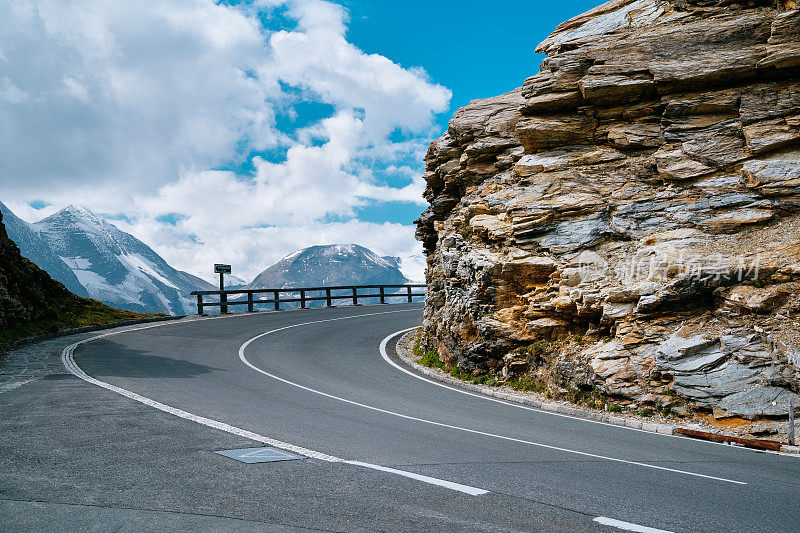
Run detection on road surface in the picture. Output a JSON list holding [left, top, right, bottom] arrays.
[[3, 303, 799, 532]]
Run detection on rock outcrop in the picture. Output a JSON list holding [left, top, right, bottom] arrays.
[[416, 0, 800, 434]]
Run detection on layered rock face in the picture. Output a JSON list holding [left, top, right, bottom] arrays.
[[417, 0, 800, 426]]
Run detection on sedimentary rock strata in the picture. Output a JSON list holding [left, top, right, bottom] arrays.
[[416, 0, 800, 435]]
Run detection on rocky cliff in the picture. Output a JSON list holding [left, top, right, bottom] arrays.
[[417, 0, 800, 434]]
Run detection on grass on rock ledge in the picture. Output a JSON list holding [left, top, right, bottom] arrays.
[[0, 296, 161, 349], [412, 331, 625, 413]]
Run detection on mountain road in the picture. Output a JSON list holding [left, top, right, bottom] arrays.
[[2, 303, 799, 532]]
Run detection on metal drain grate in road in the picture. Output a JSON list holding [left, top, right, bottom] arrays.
[[215, 447, 304, 463]]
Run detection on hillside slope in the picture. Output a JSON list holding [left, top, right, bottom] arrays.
[[0, 202, 89, 297], [417, 0, 800, 437], [0, 211, 151, 348]]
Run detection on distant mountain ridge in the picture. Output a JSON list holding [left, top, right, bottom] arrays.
[[0, 202, 89, 297], [28, 205, 201, 315], [0, 209, 149, 347], [248, 244, 407, 289], [2, 203, 412, 315]]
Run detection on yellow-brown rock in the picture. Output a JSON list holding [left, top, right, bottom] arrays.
[[416, 0, 800, 425]]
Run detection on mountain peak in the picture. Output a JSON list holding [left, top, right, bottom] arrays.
[[249, 243, 407, 289], [30, 204, 201, 315], [64, 204, 89, 213], [57, 204, 101, 221]]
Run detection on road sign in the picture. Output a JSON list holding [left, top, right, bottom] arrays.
[[214, 264, 232, 274]]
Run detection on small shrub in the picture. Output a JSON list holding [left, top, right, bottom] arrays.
[[448, 365, 474, 381], [607, 404, 622, 413], [639, 408, 654, 417], [507, 374, 547, 393], [418, 350, 444, 370]]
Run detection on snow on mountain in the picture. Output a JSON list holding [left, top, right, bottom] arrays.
[[32, 205, 201, 315], [179, 271, 216, 291], [248, 244, 408, 289], [183, 271, 248, 290], [0, 201, 89, 297]]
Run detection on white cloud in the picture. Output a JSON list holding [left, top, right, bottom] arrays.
[[0, 0, 450, 282]]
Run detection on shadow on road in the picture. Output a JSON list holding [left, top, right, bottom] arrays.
[[76, 340, 223, 379]]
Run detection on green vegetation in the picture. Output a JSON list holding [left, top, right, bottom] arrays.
[[564, 386, 605, 409], [0, 296, 158, 349], [509, 339, 555, 363], [607, 403, 622, 413], [506, 374, 546, 393], [413, 333, 499, 384], [417, 348, 445, 370], [638, 408, 654, 417], [471, 375, 499, 386], [413, 335, 444, 369]]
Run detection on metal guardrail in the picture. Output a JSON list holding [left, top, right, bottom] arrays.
[[190, 284, 426, 315]]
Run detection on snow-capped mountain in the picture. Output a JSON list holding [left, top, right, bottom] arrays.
[[182, 271, 247, 291], [248, 244, 408, 289], [0, 201, 89, 297], [31, 205, 200, 315]]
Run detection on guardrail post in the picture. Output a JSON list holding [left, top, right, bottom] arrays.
[[379, 286, 385, 304], [352, 287, 358, 306], [300, 289, 306, 309], [407, 285, 412, 303], [247, 291, 254, 312], [220, 292, 228, 314], [326, 288, 332, 307], [273, 290, 280, 311], [196, 294, 204, 315], [790, 397, 796, 447]]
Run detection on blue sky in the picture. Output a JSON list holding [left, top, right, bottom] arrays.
[[343, 1, 599, 111], [223, 0, 602, 226], [290, 0, 601, 225], [0, 0, 602, 281]]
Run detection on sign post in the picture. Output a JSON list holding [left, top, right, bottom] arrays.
[[214, 264, 232, 314]]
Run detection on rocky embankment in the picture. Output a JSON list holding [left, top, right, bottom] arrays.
[[416, 0, 800, 439]]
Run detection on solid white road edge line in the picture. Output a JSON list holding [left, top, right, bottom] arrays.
[[344, 461, 489, 496], [593, 516, 674, 533], [61, 307, 490, 497], [382, 328, 671, 434], [240, 325, 746, 485], [387, 330, 800, 460], [378, 328, 748, 485], [62, 333, 341, 462], [61, 308, 419, 464]]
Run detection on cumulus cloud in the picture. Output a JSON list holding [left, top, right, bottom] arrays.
[[0, 0, 450, 282]]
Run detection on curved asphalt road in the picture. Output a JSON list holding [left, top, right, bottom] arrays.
[[62, 304, 800, 532]]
